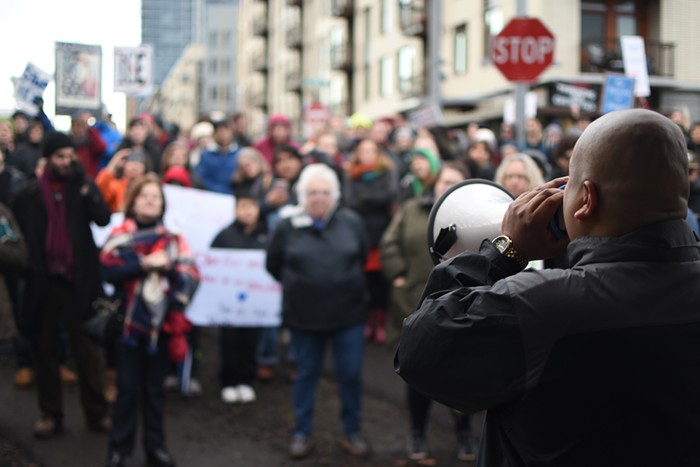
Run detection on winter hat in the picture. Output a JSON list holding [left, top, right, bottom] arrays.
[[349, 113, 373, 130], [42, 131, 75, 158], [191, 121, 214, 140], [410, 148, 441, 174], [162, 166, 193, 188]]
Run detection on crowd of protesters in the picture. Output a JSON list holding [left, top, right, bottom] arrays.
[[0, 102, 698, 466]]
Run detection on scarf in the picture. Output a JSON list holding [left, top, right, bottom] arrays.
[[39, 167, 73, 279], [349, 162, 387, 181]]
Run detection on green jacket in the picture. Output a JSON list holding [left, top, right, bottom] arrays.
[[379, 194, 435, 347]]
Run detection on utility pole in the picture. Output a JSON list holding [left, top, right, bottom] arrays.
[[427, 0, 441, 112], [515, 0, 527, 149]]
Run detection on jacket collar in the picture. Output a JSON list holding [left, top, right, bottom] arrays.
[[568, 219, 700, 267]]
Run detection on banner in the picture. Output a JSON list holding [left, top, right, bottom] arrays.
[[55, 41, 102, 115], [600, 74, 636, 114], [91, 186, 282, 326], [114, 45, 154, 96], [187, 249, 281, 327], [12, 63, 51, 116]]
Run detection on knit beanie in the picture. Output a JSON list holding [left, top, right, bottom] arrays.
[[42, 131, 75, 158]]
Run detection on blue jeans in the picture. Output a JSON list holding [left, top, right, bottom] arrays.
[[291, 324, 365, 438]]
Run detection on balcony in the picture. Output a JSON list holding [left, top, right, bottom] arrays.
[[253, 13, 269, 37], [580, 37, 674, 78], [331, 0, 353, 18], [286, 70, 302, 93], [251, 52, 268, 73], [399, 0, 426, 37], [286, 0, 302, 5], [250, 89, 267, 109], [286, 25, 302, 49], [398, 73, 425, 98], [331, 42, 352, 72]]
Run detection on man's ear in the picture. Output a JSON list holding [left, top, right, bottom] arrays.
[[574, 180, 598, 220]]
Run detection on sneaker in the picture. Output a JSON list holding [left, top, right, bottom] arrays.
[[236, 384, 256, 403], [164, 375, 180, 392], [406, 432, 429, 460], [288, 434, 312, 459], [33, 416, 62, 439], [340, 433, 370, 457], [221, 386, 240, 403], [14, 367, 34, 389], [186, 379, 202, 397], [59, 365, 78, 384], [457, 431, 477, 462]]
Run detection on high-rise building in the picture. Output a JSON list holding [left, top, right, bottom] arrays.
[[142, 0, 204, 86]]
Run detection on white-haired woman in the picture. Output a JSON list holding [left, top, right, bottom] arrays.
[[494, 153, 545, 198], [266, 163, 371, 460]]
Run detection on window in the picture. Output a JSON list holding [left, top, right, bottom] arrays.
[[483, 0, 503, 62], [208, 31, 218, 48], [454, 24, 468, 75], [364, 7, 372, 101], [381, 0, 393, 34], [398, 46, 416, 94], [380, 56, 393, 97]]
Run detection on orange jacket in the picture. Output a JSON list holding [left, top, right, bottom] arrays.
[[95, 169, 127, 213]]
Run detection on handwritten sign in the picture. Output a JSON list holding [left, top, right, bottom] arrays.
[[186, 249, 281, 327], [600, 73, 636, 114], [92, 186, 281, 326], [13, 63, 51, 116]]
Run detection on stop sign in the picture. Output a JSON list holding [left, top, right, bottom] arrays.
[[491, 17, 555, 82]]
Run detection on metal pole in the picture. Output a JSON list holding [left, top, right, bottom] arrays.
[[427, 0, 441, 109], [515, 0, 527, 149]]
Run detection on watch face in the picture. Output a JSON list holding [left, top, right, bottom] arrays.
[[493, 235, 510, 253]]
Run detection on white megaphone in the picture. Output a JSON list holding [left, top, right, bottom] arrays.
[[428, 179, 515, 264]]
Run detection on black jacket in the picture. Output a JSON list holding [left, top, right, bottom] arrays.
[[12, 173, 110, 334], [266, 207, 368, 331], [211, 220, 267, 250], [396, 219, 700, 467]]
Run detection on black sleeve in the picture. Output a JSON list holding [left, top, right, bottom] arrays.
[[394, 240, 528, 415]]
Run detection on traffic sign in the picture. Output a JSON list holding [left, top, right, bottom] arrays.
[[491, 17, 555, 82]]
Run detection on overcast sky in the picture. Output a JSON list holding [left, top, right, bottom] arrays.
[[0, 0, 141, 129]]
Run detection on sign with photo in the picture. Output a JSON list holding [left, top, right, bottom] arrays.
[[55, 41, 102, 115], [114, 45, 154, 96]]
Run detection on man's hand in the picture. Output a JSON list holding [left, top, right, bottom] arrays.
[[501, 176, 569, 261], [141, 251, 171, 272], [106, 149, 130, 173]]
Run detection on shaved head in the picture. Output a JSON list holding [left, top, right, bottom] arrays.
[[566, 109, 689, 237]]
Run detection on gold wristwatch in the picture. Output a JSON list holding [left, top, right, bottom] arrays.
[[492, 235, 528, 269]]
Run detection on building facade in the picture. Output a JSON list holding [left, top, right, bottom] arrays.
[[235, 0, 700, 138]]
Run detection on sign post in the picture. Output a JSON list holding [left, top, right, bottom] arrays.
[[491, 16, 555, 148]]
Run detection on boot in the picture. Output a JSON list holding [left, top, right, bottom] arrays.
[[104, 369, 118, 404], [373, 309, 387, 344], [364, 310, 376, 341]]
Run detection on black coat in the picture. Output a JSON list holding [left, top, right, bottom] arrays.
[[12, 174, 110, 334], [266, 207, 368, 331], [211, 220, 268, 250]]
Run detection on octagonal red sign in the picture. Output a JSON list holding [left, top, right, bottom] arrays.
[[491, 17, 555, 82]]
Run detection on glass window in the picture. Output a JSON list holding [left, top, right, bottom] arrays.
[[380, 56, 393, 97], [483, 0, 503, 61], [398, 46, 416, 93], [381, 0, 393, 34], [454, 24, 468, 75]]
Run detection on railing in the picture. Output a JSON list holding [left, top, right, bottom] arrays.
[[580, 37, 675, 77], [331, 42, 352, 71], [399, 0, 426, 37], [398, 72, 425, 98], [286, 25, 302, 49], [286, 70, 302, 93], [331, 0, 353, 18], [286, 0, 302, 6], [253, 13, 269, 37], [251, 53, 268, 73]]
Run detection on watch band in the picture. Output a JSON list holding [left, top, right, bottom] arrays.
[[492, 235, 528, 269]]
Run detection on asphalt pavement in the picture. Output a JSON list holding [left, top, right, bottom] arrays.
[[0, 328, 482, 466]]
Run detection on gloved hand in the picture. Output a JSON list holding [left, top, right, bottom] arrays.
[[162, 312, 192, 363], [162, 311, 192, 335], [167, 334, 188, 362]]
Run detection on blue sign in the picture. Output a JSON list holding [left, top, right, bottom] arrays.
[[600, 74, 636, 114]]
